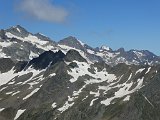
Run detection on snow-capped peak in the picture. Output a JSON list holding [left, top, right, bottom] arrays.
[[100, 45, 110, 51], [11, 25, 26, 33]]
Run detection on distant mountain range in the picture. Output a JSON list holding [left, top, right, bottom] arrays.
[[0, 25, 160, 66], [0, 25, 160, 120]]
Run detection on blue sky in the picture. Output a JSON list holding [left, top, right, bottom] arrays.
[[0, 0, 160, 55]]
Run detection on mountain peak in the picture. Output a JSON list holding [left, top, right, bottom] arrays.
[[100, 45, 111, 51], [58, 36, 85, 50], [15, 25, 25, 29], [62, 36, 80, 43], [117, 47, 125, 53], [6, 25, 30, 38], [10, 25, 27, 33], [66, 36, 85, 46], [66, 36, 77, 39], [26, 50, 65, 70]]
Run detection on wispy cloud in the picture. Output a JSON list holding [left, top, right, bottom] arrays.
[[15, 0, 69, 23]]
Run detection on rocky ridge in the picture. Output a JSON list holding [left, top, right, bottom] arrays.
[[0, 25, 160, 65]]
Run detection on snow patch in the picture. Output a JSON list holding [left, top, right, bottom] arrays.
[[52, 102, 57, 109], [90, 91, 100, 97], [23, 88, 40, 100], [90, 98, 98, 106], [135, 68, 145, 74], [82, 95, 88, 101], [0, 108, 5, 112], [123, 95, 130, 101], [49, 73, 56, 77], [14, 109, 26, 120], [0, 51, 10, 58], [0, 41, 12, 47], [100, 77, 144, 106], [128, 73, 132, 80], [67, 61, 117, 104], [6, 91, 14, 95], [0, 68, 16, 86], [146, 67, 151, 74], [5, 32, 54, 53], [0, 86, 7, 92], [77, 39, 85, 46], [87, 49, 95, 54], [58, 44, 90, 62], [58, 101, 74, 113], [68, 61, 116, 83], [8, 81, 15, 85], [17, 28, 21, 33], [133, 51, 145, 58], [100, 45, 110, 51], [29, 51, 39, 59], [0, 65, 44, 87], [12, 91, 20, 96]]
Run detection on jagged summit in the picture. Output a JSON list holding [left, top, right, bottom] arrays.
[[59, 36, 78, 43], [117, 47, 125, 53], [5, 25, 52, 42], [100, 45, 112, 51], [27, 50, 65, 70], [13, 25, 27, 31], [25, 49, 87, 70], [5, 25, 30, 38]]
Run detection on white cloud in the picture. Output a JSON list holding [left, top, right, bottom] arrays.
[[17, 0, 69, 23]]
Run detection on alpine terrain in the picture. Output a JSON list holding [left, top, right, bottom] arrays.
[[0, 25, 160, 120]]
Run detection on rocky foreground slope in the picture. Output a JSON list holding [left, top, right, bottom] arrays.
[[0, 49, 160, 120], [0, 25, 160, 120]]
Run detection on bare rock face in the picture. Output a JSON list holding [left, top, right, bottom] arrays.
[[58, 36, 85, 51], [65, 49, 87, 62], [26, 50, 65, 70], [0, 58, 15, 73]]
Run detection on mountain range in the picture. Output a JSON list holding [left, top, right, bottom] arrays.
[[0, 25, 160, 120], [0, 25, 160, 66]]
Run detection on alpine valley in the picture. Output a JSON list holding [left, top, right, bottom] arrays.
[[0, 25, 160, 120]]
